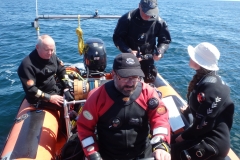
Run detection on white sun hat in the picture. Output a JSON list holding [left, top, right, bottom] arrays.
[[188, 42, 220, 71]]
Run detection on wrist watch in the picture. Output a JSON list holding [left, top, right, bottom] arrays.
[[150, 136, 170, 153], [150, 136, 162, 145]]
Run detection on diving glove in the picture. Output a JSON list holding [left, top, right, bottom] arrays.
[[88, 152, 102, 160]]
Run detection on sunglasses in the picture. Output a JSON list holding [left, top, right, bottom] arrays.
[[115, 73, 140, 83]]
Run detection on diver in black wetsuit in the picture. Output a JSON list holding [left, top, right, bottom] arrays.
[[18, 34, 73, 109], [171, 42, 234, 160], [113, 0, 171, 84]]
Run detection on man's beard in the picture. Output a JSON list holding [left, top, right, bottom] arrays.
[[117, 84, 137, 96]]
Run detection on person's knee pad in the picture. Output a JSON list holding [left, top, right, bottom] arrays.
[[180, 140, 217, 160]]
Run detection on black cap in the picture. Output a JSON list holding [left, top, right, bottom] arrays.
[[113, 53, 145, 78], [140, 0, 159, 18]]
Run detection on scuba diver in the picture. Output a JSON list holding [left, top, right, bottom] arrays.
[[171, 42, 235, 160]]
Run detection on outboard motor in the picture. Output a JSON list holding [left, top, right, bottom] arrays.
[[83, 38, 107, 73]]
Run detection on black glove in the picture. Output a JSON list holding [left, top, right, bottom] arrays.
[[64, 89, 74, 101], [180, 140, 217, 160], [88, 152, 102, 160]]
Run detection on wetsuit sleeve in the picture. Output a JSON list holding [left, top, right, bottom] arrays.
[[18, 59, 42, 101], [146, 86, 171, 144], [77, 89, 100, 157], [113, 12, 133, 53], [77, 86, 113, 157], [156, 19, 171, 54], [181, 80, 230, 140]]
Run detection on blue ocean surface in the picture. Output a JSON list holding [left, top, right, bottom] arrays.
[[0, 0, 240, 157]]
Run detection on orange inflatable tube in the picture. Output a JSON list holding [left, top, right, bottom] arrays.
[[1, 99, 60, 160]]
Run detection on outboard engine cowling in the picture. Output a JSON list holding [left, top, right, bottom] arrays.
[[83, 38, 107, 72]]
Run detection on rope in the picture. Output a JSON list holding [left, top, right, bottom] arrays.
[[76, 15, 85, 55]]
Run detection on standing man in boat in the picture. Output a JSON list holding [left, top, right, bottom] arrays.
[[77, 53, 171, 160], [113, 0, 171, 84], [171, 42, 234, 160], [18, 34, 73, 110]]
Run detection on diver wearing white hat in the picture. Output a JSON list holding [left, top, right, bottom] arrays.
[[188, 42, 220, 71], [171, 42, 234, 160]]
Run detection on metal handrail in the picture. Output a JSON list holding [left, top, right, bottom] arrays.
[[63, 99, 86, 139], [36, 14, 121, 20], [32, 12, 121, 38], [34, 0, 121, 38]]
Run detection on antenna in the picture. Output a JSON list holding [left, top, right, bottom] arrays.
[[36, 0, 38, 18], [34, 0, 40, 39]]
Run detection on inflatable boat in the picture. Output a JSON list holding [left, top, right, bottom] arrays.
[[0, 65, 239, 160], [0, 2, 238, 158]]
